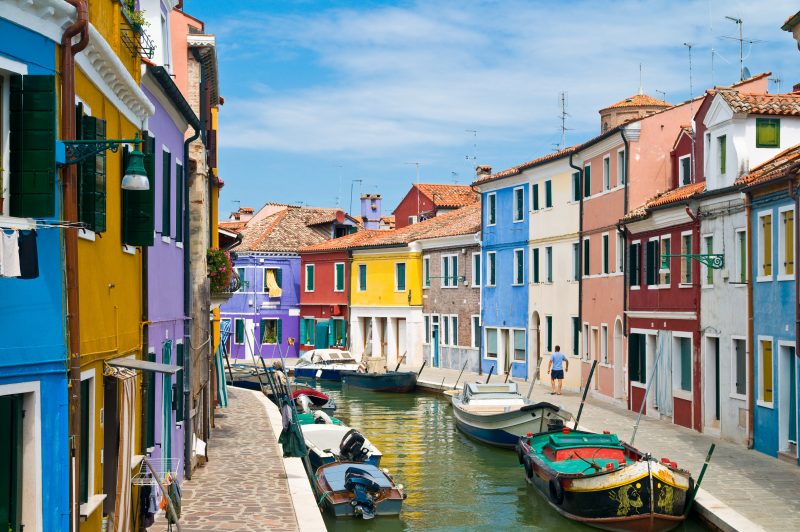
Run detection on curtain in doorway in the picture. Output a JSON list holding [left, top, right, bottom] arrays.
[[265, 269, 282, 297], [111, 367, 136, 532], [654, 331, 673, 416]]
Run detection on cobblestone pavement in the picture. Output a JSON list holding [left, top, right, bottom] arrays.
[[402, 364, 800, 531], [153, 387, 299, 532]]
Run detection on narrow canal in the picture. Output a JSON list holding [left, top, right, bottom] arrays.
[[302, 382, 706, 532]]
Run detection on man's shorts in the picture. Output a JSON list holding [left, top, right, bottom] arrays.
[[551, 369, 564, 380]]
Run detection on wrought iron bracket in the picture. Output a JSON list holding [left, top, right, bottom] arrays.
[[61, 137, 143, 166], [661, 253, 725, 270]]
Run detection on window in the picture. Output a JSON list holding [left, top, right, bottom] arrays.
[[676, 336, 692, 392], [736, 229, 747, 283], [236, 267, 246, 292], [408, 215, 418, 225], [583, 238, 590, 275], [161, 149, 171, 237], [756, 118, 780, 148], [451, 316, 459, 346], [487, 252, 496, 286], [263, 267, 282, 296], [644, 239, 658, 286], [472, 253, 481, 287], [681, 233, 693, 284], [79, 376, 93, 504], [514, 187, 525, 221], [603, 156, 611, 190], [395, 262, 406, 291], [759, 212, 773, 279], [305, 264, 315, 292], [443, 315, 450, 345], [77, 105, 108, 233], [572, 172, 581, 202], [423, 256, 430, 288], [617, 150, 625, 186], [545, 246, 553, 283], [332, 319, 346, 347], [487, 193, 496, 225], [531, 183, 540, 211], [571, 317, 580, 357], [234, 318, 245, 345], [780, 208, 795, 277], [717, 135, 726, 175], [602, 234, 609, 274], [629, 242, 641, 287], [513, 249, 524, 285], [358, 264, 367, 291], [582, 323, 590, 360], [261, 318, 281, 344], [424, 315, 430, 344], [471, 316, 481, 348], [629, 333, 646, 384], [514, 330, 526, 361], [532, 248, 540, 283], [175, 161, 183, 242], [545, 316, 553, 352], [442, 255, 458, 288], [679, 155, 691, 185], [334, 263, 345, 292], [486, 328, 498, 358], [733, 339, 747, 397], [659, 237, 671, 286], [300, 318, 316, 345], [572, 242, 580, 281], [759, 338, 773, 403], [616, 233, 625, 272], [600, 324, 608, 363], [703, 235, 714, 286], [544, 180, 552, 208], [583, 164, 592, 197]]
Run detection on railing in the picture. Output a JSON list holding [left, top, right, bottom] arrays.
[[211, 268, 241, 296], [120, 2, 156, 60]]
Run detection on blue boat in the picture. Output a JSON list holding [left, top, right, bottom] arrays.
[[292, 349, 360, 381], [341, 371, 417, 392]]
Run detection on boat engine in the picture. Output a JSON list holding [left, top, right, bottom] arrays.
[[547, 417, 565, 432], [339, 429, 370, 462], [294, 394, 313, 414], [344, 467, 381, 519]]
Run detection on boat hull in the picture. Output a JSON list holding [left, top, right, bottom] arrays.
[[451, 400, 570, 448], [341, 371, 417, 392], [313, 462, 404, 519], [294, 367, 348, 381]]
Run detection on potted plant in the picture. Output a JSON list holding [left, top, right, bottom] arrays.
[[207, 248, 234, 305], [122, 0, 148, 33]]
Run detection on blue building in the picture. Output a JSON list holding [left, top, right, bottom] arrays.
[[473, 166, 530, 378], [0, 10, 70, 531], [739, 145, 799, 465]]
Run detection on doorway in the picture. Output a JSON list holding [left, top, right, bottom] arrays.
[[103, 376, 119, 515], [244, 319, 255, 358], [704, 336, 721, 430], [315, 321, 329, 349], [530, 312, 540, 381], [613, 319, 624, 399], [592, 327, 600, 389], [0, 394, 22, 532], [432, 323, 440, 367], [778, 344, 797, 457]]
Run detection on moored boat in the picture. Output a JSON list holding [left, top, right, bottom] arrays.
[[301, 424, 382, 472], [341, 370, 417, 392], [448, 382, 573, 448], [313, 462, 405, 519], [517, 428, 693, 531], [293, 349, 361, 380]]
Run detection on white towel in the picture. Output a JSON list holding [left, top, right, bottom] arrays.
[[0, 231, 21, 277]]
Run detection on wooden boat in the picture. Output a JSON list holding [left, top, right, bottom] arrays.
[[292, 387, 330, 405], [517, 428, 693, 531], [340, 370, 417, 392], [293, 349, 360, 380], [314, 462, 405, 519], [301, 424, 382, 472], [448, 382, 572, 448]]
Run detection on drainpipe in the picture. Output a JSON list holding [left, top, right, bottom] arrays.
[[568, 153, 584, 340], [61, 2, 89, 530], [621, 129, 630, 334], [745, 192, 755, 448], [685, 205, 702, 432]]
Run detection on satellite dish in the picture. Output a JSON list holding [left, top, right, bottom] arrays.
[[742, 66, 751, 80]]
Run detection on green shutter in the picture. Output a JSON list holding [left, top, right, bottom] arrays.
[[490, 253, 496, 284], [397, 263, 406, 290], [162, 150, 171, 236], [300, 319, 307, 344], [533, 248, 540, 283], [532, 184, 539, 211], [629, 333, 641, 383], [572, 317, 580, 356], [572, 172, 580, 202], [545, 180, 552, 208], [756, 118, 780, 148], [359, 264, 367, 291], [680, 338, 692, 391], [719, 136, 727, 174], [517, 188, 525, 219], [175, 343, 184, 422], [336, 263, 344, 290], [328, 320, 335, 347], [122, 134, 155, 246], [235, 319, 244, 343], [145, 351, 156, 449], [0, 395, 24, 530], [175, 162, 183, 242], [584, 165, 591, 197], [583, 239, 590, 275], [277, 319, 283, 344], [603, 235, 609, 274], [546, 315, 553, 351], [307, 265, 314, 291], [275, 268, 282, 288], [9, 75, 56, 218], [78, 112, 107, 232], [645, 241, 656, 285]]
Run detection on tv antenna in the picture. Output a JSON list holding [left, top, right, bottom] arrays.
[[769, 76, 782, 93], [405, 162, 422, 220], [348, 178, 363, 215], [655, 89, 667, 102], [335, 164, 343, 208], [722, 16, 763, 81], [451, 171, 459, 184], [465, 130, 478, 166], [558, 91, 571, 149], [684, 42, 696, 183]]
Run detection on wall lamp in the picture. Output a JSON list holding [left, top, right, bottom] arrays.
[[659, 253, 724, 275], [61, 133, 150, 190]]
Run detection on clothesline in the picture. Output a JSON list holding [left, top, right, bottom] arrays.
[[0, 220, 87, 231]]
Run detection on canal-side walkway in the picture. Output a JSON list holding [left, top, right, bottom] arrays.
[[152, 386, 319, 532], [402, 364, 800, 532]]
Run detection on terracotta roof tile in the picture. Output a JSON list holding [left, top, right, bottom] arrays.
[[219, 220, 247, 232], [782, 11, 800, 31], [238, 206, 347, 252], [718, 90, 800, 116], [415, 184, 479, 208], [601, 93, 671, 111], [623, 182, 706, 222], [735, 143, 800, 188]]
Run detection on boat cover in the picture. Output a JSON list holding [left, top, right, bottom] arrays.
[[320, 463, 394, 491], [547, 433, 623, 450], [465, 382, 518, 395]]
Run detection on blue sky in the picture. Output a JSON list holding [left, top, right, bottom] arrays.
[[184, 0, 798, 218]]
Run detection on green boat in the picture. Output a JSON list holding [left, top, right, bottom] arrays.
[[296, 411, 343, 426]]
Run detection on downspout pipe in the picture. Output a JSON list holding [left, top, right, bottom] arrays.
[[61, 2, 88, 530], [621, 129, 630, 334], [568, 153, 584, 344], [745, 192, 755, 449]]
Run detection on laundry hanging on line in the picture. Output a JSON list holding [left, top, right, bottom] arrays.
[[0, 229, 39, 279]]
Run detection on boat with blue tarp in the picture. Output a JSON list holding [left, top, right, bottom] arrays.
[[341, 370, 417, 392], [293, 349, 360, 380]]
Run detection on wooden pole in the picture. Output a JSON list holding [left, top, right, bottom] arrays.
[[573, 360, 597, 430], [485, 364, 495, 384], [684, 443, 716, 517], [453, 360, 469, 390]]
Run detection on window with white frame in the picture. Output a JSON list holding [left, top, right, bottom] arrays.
[[544, 180, 552, 208], [735, 228, 747, 283], [450, 315, 459, 346], [629, 241, 641, 287], [442, 254, 458, 288], [583, 238, 590, 276], [408, 215, 418, 225], [513, 186, 525, 222], [471, 315, 481, 348], [235, 267, 247, 292], [680, 232, 693, 285], [513, 249, 524, 285], [395, 262, 406, 291], [572, 242, 580, 281], [758, 338, 773, 404], [732, 338, 747, 397], [545, 246, 553, 283], [659, 236, 671, 286], [583, 323, 590, 360], [486, 328, 498, 358], [603, 155, 611, 190], [674, 335, 692, 392], [703, 235, 714, 286], [487, 252, 496, 286], [617, 149, 625, 186], [602, 233, 610, 274], [334, 262, 345, 292], [600, 324, 608, 363], [304, 264, 315, 292], [443, 314, 450, 345], [531, 183, 540, 211], [79, 373, 95, 505], [424, 315, 430, 344], [423, 256, 430, 288], [717, 135, 727, 175], [758, 212, 773, 279], [471, 252, 481, 287], [679, 155, 691, 185], [513, 330, 526, 361], [233, 318, 245, 345], [779, 207, 795, 277], [616, 232, 625, 272], [358, 264, 367, 291], [487, 193, 496, 225]]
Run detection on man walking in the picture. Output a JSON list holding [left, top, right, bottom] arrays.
[[547, 345, 568, 395]]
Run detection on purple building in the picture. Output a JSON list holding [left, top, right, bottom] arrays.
[[220, 205, 358, 361], [140, 62, 200, 477]]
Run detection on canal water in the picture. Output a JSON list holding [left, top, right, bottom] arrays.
[[302, 382, 706, 532]]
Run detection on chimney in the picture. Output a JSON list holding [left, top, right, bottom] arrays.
[[793, 82, 800, 93], [360, 194, 382, 230], [475, 165, 492, 180]]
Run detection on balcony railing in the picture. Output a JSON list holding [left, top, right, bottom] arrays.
[[120, 3, 156, 60]]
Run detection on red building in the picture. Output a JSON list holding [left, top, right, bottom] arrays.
[[297, 249, 352, 352], [393, 183, 478, 229]]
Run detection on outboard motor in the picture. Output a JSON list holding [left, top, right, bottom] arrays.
[[294, 394, 312, 414], [344, 467, 381, 519], [339, 428, 370, 463], [547, 417, 565, 432]]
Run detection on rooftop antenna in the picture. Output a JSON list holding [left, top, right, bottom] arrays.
[[769, 76, 782, 93], [405, 162, 421, 221], [348, 178, 363, 215], [465, 130, 477, 167], [451, 171, 459, 184], [722, 16, 763, 81], [335, 165, 343, 208], [684, 42, 696, 184], [655, 89, 667, 102], [558, 91, 571, 149], [231, 199, 241, 213], [638, 63, 643, 95]]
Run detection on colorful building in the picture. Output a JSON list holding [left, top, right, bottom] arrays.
[[393, 183, 477, 228]]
